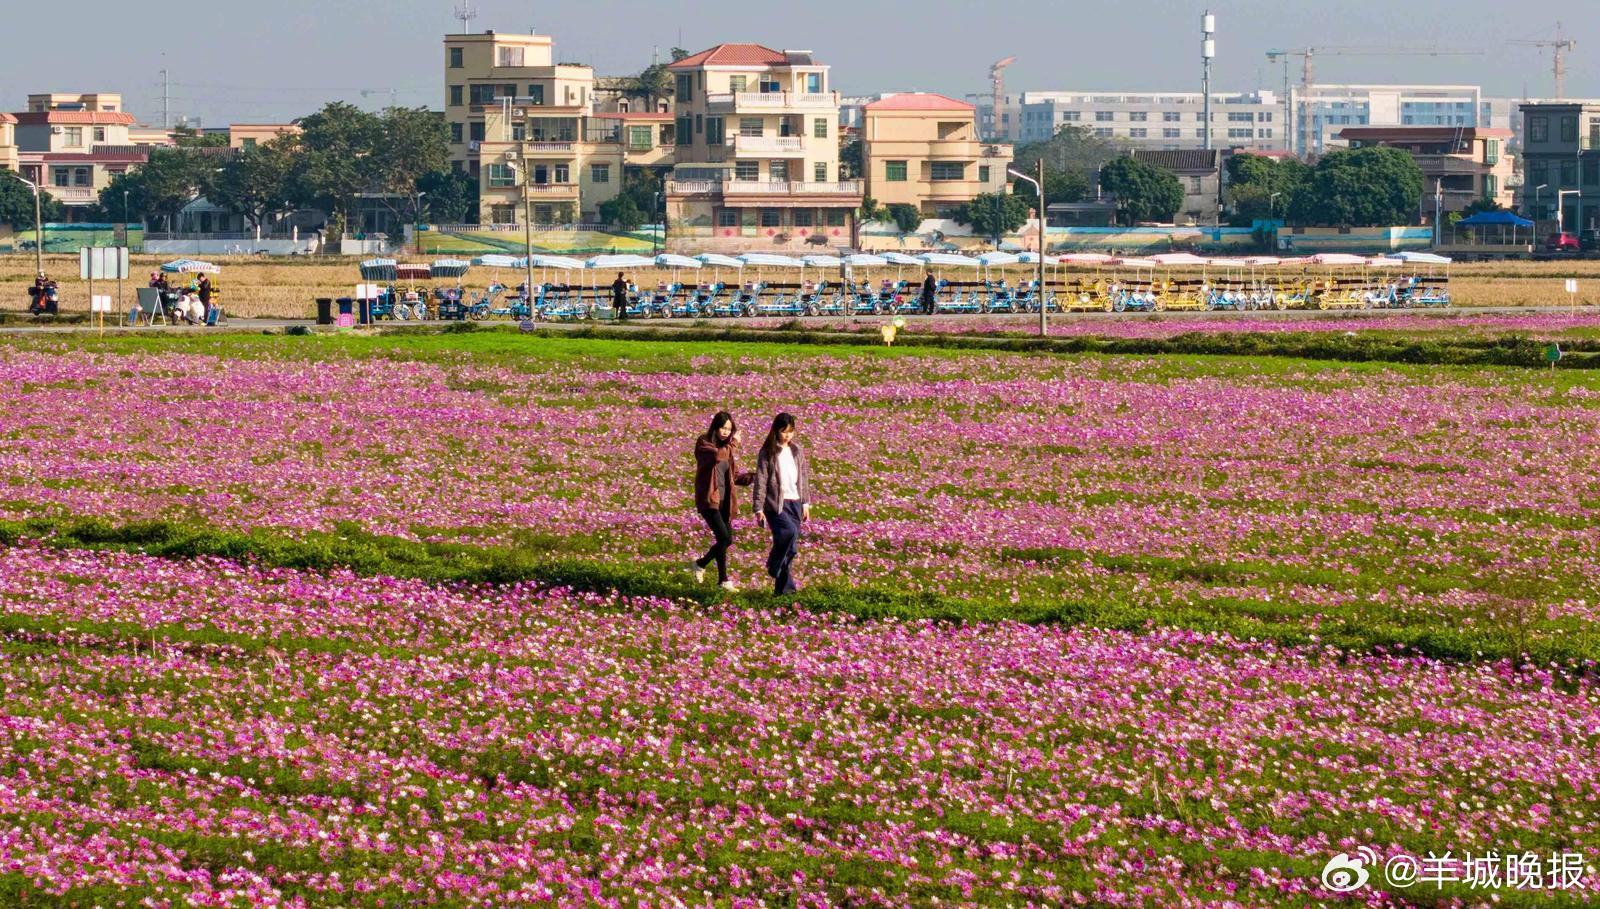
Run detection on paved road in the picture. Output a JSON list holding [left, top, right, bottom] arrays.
[[0, 305, 1593, 336]]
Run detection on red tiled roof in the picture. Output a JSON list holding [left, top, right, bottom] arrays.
[[1337, 126, 1512, 141], [667, 44, 789, 70], [864, 93, 973, 113], [591, 112, 673, 120], [15, 110, 137, 126], [0, 113, 16, 125]]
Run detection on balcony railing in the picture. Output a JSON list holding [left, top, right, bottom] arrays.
[[1411, 154, 1489, 175], [732, 135, 807, 155], [705, 91, 839, 111], [669, 179, 863, 196], [45, 186, 99, 204]]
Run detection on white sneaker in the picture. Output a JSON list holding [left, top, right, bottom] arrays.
[[692, 562, 706, 584], [719, 580, 740, 593]]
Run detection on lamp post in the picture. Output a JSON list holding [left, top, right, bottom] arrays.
[[1558, 188, 1581, 237], [414, 191, 427, 255], [7, 172, 44, 277], [506, 157, 535, 301], [1008, 160, 1047, 338], [652, 191, 661, 254], [1534, 183, 1549, 223]]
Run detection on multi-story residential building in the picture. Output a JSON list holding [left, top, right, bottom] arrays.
[[1337, 126, 1514, 220], [1291, 84, 1485, 156], [593, 76, 672, 115], [474, 104, 674, 224], [1130, 149, 1221, 225], [443, 30, 596, 179], [1518, 102, 1600, 232], [975, 90, 1283, 151], [228, 124, 301, 150], [861, 93, 1011, 218], [12, 92, 145, 214], [664, 44, 862, 249], [0, 113, 17, 172]]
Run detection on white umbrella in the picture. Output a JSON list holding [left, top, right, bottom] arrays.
[[1150, 252, 1209, 266], [1112, 257, 1159, 269], [1309, 253, 1368, 266], [918, 252, 979, 268], [531, 255, 583, 270], [586, 254, 656, 270], [655, 254, 702, 269], [473, 254, 520, 268], [1395, 251, 1452, 264], [1366, 257, 1404, 267], [1057, 253, 1115, 266], [977, 251, 1020, 267], [879, 252, 922, 266], [802, 254, 843, 268], [696, 253, 744, 268], [738, 253, 803, 268], [1016, 252, 1059, 265], [844, 253, 888, 267]]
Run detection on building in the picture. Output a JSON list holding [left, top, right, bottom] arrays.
[[443, 30, 597, 179], [592, 76, 672, 115], [228, 124, 301, 150], [12, 92, 145, 213], [1337, 126, 1514, 220], [0, 113, 17, 172], [861, 93, 1010, 218], [975, 90, 1283, 151], [1130, 149, 1221, 225], [664, 44, 862, 249], [1518, 102, 1600, 232], [1290, 84, 1486, 156], [474, 104, 673, 224]]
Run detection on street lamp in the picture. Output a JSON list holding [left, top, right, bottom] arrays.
[[1008, 161, 1047, 338], [1534, 184, 1549, 223], [1558, 188, 1581, 236], [652, 191, 661, 254], [414, 191, 427, 254], [6, 171, 44, 277], [506, 156, 535, 304]]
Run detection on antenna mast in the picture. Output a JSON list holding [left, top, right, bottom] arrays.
[[454, 1, 476, 35]]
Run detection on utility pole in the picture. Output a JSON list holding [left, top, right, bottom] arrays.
[[161, 68, 170, 129], [1201, 11, 1216, 151]]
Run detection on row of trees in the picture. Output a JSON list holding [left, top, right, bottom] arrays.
[[1226, 147, 1425, 227]]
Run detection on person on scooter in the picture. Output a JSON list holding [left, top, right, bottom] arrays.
[[27, 273, 58, 315]]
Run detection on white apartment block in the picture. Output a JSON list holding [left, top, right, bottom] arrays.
[[977, 90, 1283, 151]]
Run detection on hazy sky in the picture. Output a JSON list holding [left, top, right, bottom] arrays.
[[4, 0, 1595, 126]]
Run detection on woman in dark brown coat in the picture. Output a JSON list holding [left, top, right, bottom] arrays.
[[692, 411, 752, 591]]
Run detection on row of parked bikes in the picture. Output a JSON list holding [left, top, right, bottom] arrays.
[[362, 276, 1451, 323]]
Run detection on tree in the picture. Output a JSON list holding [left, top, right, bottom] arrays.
[[886, 203, 923, 237], [669, 47, 691, 62], [955, 192, 1030, 242], [1461, 196, 1505, 217], [1225, 153, 1310, 226], [290, 102, 386, 239], [0, 176, 64, 230], [1291, 147, 1423, 227], [207, 136, 297, 232], [416, 170, 479, 225], [171, 125, 229, 148], [635, 63, 673, 105], [598, 195, 645, 231], [100, 148, 215, 231], [1099, 156, 1184, 225], [1013, 169, 1088, 206], [859, 196, 883, 224], [839, 138, 863, 179], [1012, 124, 1114, 185], [373, 107, 449, 198]]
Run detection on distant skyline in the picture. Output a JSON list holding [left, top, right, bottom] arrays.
[[4, 0, 1599, 127]]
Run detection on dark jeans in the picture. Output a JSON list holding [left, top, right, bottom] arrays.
[[765, 499, 803, 595], [695, 506, 733, 583]]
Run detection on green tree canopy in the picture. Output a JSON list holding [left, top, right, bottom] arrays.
[[954, 192, 1029, 241], [1225, 154, 1311, 226], [290, 102, 386, 237], [1013, 169, 1088, 206], [171, 125, 229, 148], [417, 170, 480, 225], [839, 138, 863, 180], [1012, 124, 1114, 185], [99, 148, 216, 230], [206, 136, 298, 230], [885, 203, 923, 236], [598, 195, 645, 231], [373, 107, 450, 198], [0, 175, 64, 230], [1099, 156, 1184, 225], [1291, 147, 1423, 227]]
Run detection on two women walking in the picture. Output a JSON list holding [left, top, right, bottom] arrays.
[[691, 411, 812, 595]]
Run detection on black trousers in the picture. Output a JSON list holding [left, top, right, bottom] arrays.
[[696, 506, 733, 582], [765, 500, 803, 595]]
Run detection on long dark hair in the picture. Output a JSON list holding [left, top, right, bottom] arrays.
[[704, 411, 736, 447], [761, 412, 797, 462]]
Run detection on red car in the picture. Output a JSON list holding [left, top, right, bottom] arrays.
[[1546, 232, 1581, 252]]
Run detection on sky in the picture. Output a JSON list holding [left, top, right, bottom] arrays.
[[3, 0, 1596, 126]]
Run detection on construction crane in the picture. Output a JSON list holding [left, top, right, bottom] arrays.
[[1511, 23, 1577, 100], [990, 56, 1017, 139], [1265, 46, 1483, 155]]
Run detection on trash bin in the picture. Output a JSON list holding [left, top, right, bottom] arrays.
[[336, 298, 355, 328], [357, 298, 373, 325], [315, 298, 333, 325]]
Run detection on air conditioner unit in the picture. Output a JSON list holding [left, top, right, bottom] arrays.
[[50, 126, 64, 134], [469, 140, 482, 152]]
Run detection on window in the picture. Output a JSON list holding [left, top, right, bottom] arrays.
[[1061, 111, 1080, 122], [469, 122, 485, 142], [1130, 111, 1147, 122], [1095, 111, 1114, 122], [1562, 117, 1579, 143], [1227, 128, 1252, 138], [1530, 116, 1549, 143], [490, 204, 514, 223], [705, 117, 724, 145], [676, 117, 693, 145], [1195, 128, 1206, 138], [814, 118, 828, 139], [497, 46, 524, 67], [1582, 159, 1598, 187], [729, 75, 747, 93], [554, 164, 569, 183], [735, 161, 759, 181], [529, 85, 545, 106], [511, 121, 526, 141], [1163, 128, 1181, 138], [718, 209, 740, 227], [62, 127, 83, 146], [793, 209, 814, 227], [629, 125, 653, 148], [1262, 112, 1273, 122], [814, 162, 827, 182], [469, 84, 496, 105], [450, 85, 463, 106], [93, 127, 106, 142], [1530, 159, 1548, 186], [449, 47, 463, 68], [1096, 128, 1113, 138], [676, 75, 693, 102], [739, 117, 763, 137], [770, 161, 789, 181], [759, 77, 780, 94], [1227, 112, 1253, 122], [52, 167, 69, 186], [1562, 159, 1578, 187], [695, 114, 703, 135], [1163, 111, 1181, 122], [1189, 177, 1203, 192], [451, 122, 463, 143], [1130, 128, 1147, 138], [806, 73, 822, 93], [760, 208, 782, 227], [931, 161, 965, 181], [978, 165, 990, 183], [488, 164, 515, 187], [885, 160, 907, 181], [591, 164, 610, 183], [1485, 174, 1500, 198]]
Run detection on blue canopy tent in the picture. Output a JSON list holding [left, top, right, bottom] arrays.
[[1454, 210, 1535, 247]]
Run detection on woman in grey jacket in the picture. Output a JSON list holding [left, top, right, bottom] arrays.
[[752, 412, 811, 595]]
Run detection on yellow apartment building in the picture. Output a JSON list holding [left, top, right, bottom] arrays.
[[442, 30, 596, 181], [12, 92, 144, 212], [228, 124, 302, 150], [0, 113, 17, 172], [862, 93, 1012, 218], [664, 44, 862, 249]]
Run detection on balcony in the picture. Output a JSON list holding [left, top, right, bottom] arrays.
[[667, 179, 864, 206], [705, 91, 839, 113], [731, 135, 807, 157], [487, 183, 581, 199], [1410, 154, 1489, 176], [926, 138, 980, 158], [520, 140, 576, 154], [45, 186, 99, 205]]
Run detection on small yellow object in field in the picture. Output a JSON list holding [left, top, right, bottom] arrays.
[[880, 323, 898, 346]]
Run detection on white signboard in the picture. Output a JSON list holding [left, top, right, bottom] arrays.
[[90, 295, 113, 313], [79, 247, 130, 281], [1566, 279, 1579, 294]]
